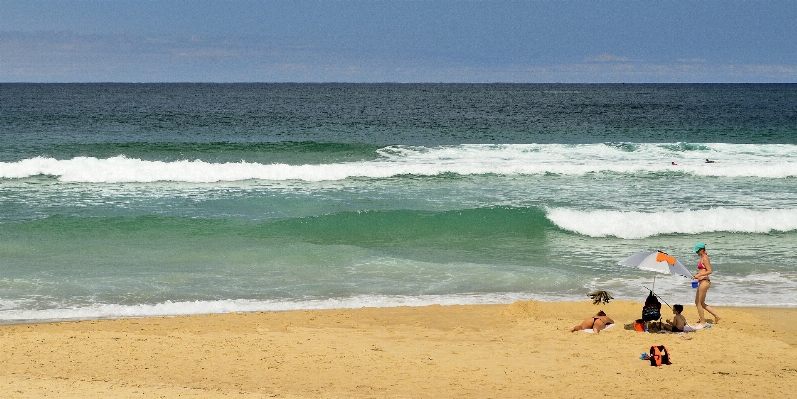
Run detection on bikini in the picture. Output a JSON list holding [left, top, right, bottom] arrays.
[[697, 260, 710, 283]]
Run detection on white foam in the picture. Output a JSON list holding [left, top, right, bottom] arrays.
[[547, 207, 797, 239], [2, 276, 793, 324], [0, 293, 536, 324], [2, 143, 797, 183], [591, 272, 797, 309]]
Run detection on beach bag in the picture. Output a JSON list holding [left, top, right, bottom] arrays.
[[634, 319, 645, 332], [649, 345, 671, 367], [642, 291, 662, 321]]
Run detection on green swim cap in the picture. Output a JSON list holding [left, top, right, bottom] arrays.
[[694, 242, 706, 253]]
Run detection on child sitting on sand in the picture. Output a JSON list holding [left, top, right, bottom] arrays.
[[662, 304, 687, 332]]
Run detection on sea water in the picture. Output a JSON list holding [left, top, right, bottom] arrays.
[[1, 83, 796, 323]]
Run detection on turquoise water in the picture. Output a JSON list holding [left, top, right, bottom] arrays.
[[1, 84, 796, 323]]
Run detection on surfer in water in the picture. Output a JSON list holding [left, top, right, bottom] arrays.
[[705, 159, 716, 163]]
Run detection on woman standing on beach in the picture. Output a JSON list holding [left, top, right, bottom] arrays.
[[693, 242, 721, 325]]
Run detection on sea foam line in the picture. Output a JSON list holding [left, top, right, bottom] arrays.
[[2, 275, 794, 324], [2, 143, 797, 182], [593, 273, 797, 308], [0, 293, 536, 324], [547, 208, 797, 239]]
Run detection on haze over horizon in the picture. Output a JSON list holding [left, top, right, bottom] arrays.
[[2, 0, 796, 83]]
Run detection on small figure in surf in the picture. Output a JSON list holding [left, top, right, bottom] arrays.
[[671, 162, 677, 166], [705, 159, 716, 163]]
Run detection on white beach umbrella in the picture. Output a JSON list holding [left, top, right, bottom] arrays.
[[618, 251, 692, 278]]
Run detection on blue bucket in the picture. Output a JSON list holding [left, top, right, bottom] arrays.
[[691, 281, 699, 288]]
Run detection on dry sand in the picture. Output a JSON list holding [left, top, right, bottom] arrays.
[[1, 300, 795, 398]]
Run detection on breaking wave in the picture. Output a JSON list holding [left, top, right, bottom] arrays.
[[546, 207, 797, 239], [2, 143, 797, 182]]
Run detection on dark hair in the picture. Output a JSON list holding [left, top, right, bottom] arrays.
[[673, 304, 683, 313], [597, 310, 606, 316]]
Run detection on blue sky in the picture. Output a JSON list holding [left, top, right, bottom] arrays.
[[1, 0, 796, 83]]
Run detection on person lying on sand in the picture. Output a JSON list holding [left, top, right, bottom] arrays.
[[567, 310, 614, 334]]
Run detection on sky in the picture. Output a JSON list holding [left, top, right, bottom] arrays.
[[1, 0, 796, 83]]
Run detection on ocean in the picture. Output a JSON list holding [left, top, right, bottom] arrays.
[[1, 83, 796, 323]]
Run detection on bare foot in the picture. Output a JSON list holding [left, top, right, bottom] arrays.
[[714, 316, 722, 323]]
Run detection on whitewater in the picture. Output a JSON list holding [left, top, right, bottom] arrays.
[[3, 143, 797, 182]]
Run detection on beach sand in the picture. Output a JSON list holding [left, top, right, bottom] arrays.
[[2, 301, 795, 398]]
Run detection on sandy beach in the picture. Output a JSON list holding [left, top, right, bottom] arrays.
[[2, 301, 795, 398]]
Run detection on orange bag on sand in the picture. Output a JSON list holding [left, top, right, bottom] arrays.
[[650, 345, 671, 366], [634, 319, 645, 332]]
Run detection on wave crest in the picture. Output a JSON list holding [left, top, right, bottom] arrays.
[[546, 208, 797, 239], [2, 143, 797, 182]]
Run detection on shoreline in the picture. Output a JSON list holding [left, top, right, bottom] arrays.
[[3, 298, 796, 327], [2, 300, 795, 398]]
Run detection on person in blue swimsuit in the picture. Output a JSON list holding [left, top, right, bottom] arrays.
[[693, 242, 721, 326]]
